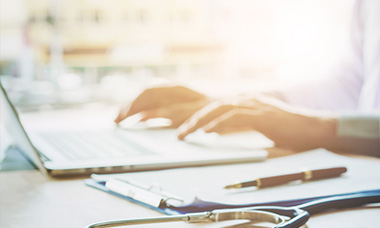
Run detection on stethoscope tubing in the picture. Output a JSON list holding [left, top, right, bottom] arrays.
[[239, 190, 380, 228], [168, 189, 380, 213], [299, 191, 380, 214], [86, 190, 380, 228]]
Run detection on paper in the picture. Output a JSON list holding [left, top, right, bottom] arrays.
[[93, 149, 380, 206]]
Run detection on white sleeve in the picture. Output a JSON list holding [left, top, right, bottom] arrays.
[[338, 114, 380, 139], [337, 113, 380, 157]]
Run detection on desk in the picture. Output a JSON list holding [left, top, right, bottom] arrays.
[[1, 157, 380, 228], [1, 108, 380, 228]]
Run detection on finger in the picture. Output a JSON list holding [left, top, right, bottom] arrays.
[[140, 109, 162, 121], [176, 100, 261, 139], [114, 103, 132, 123], [114, 88, 164, 124], [139, 106, 176, 121], [114, 97, 161, 124], [203, 111, 237, 134], [177, 103, 233, 140], [115, 86, 206, 124], [203, 109, 258, 134], [114, 91, 165, 124], [140, 101, 201, 127]]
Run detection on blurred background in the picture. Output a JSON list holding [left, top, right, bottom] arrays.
[[0, 0, 355, 111]]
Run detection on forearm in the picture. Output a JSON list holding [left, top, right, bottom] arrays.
[[257, 93, 380, 156], [259, 106, 380, 157]]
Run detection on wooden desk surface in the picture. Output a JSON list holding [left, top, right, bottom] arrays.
[[1, 168, 379, 228]]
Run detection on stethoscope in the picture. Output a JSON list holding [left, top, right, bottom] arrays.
[[86, 189, 380, 228]]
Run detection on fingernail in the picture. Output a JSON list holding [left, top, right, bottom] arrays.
[[177, 123, 190, 140], [176, 130, 186, 140]]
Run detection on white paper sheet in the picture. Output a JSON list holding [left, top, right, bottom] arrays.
[[93, 148, 380, 206]]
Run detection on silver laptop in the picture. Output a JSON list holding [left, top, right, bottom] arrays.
[[0, 82, 267, 177]]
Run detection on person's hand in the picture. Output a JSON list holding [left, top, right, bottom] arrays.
[[177, 97, 338, 151], [114, 86, 209, 128]]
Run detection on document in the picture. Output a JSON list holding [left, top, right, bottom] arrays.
[[86, 149, 380, 213]]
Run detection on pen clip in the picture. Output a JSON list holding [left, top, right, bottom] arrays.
[[105, 178, 184, 208]]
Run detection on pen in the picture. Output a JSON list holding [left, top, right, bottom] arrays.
[[224, 167, 347, 189]]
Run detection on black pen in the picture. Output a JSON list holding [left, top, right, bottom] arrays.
[[224, 167, 347, 189]]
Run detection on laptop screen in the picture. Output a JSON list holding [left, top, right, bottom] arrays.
[[0, 82, 47, 175]]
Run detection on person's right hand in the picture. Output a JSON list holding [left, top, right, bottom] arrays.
[[176, 96, 338, 151], [114, 86, 209, 128]]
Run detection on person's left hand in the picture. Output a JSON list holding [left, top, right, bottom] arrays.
[[114, 85, 209, 128], [176, 97, 337, 151]]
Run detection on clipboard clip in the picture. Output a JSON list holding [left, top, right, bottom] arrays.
[[105, 178, 184, 208]]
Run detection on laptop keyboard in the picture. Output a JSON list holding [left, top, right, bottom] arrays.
[[38, 130, 153, 160]]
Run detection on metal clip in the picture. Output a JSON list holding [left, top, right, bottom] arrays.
[[105, 178, 183, 208]]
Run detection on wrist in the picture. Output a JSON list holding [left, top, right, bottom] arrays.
[[314, 116, 338, 150]]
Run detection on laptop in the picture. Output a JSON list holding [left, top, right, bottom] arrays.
[[0, 82, 268, 177]]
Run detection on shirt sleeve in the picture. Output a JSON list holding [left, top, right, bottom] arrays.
[[337, 113, 380, 157], [338, 114, 380, 139]]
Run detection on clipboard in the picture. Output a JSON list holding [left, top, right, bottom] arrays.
[[85, 149, 380, 215]]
